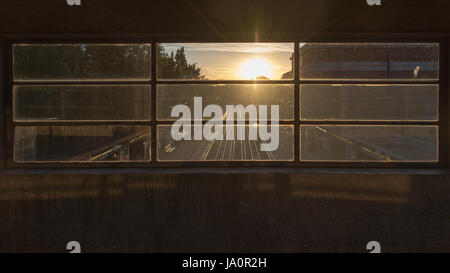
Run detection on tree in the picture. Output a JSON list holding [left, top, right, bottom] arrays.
[[14, 44, 203, 80], [157, 45, 205, 79]]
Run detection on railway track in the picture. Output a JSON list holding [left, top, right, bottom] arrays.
[[201, 137, 275, 161]]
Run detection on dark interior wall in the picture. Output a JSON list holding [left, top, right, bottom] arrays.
[[0, 0, 450, 36], [0, 171, 449, 252], [0, 0, 449, 252]]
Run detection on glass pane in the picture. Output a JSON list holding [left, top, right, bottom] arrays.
[[14, 44, 151, 81], [157, 84, 293, 121], [14, 85, 151, 121], [300, 43, 439, 80], [300, 84, 438, 121], [157, 125, 293, 161], [157, 43, 294, 80], [301, 125, 438, 162], [14, 126, 151, 162]]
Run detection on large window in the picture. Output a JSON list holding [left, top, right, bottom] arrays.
[[10, 42, 441, 166]]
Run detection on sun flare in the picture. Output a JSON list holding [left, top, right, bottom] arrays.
[[239, 58, 272, 80]]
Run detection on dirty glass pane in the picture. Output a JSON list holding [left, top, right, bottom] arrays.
[[14, 44, 151, 81], [14, 126, 151, 162], [300, 43, 439, 80], [158, 43, 294, 80], [157, 125, 293, 161], [300, 84, 438, 121], [157, 84, 293, 121], [14, 85, 151, 121], [300, 125, 438, 162]]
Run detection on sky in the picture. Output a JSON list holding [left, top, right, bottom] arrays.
[[160, 43, 294, 80]]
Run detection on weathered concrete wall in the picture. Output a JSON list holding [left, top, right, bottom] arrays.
[[0, 171, 448, 252]]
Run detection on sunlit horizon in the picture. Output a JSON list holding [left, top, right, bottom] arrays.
[[239, 58, 272, 80], [160, 43, 293, 80]]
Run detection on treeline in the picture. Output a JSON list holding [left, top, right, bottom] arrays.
[[14, 44, 204, 80]]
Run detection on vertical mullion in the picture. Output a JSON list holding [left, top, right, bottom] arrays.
[[294, 42, 300, 162], [151, 42, 157, 163], [439, 39, 449, 167], [4, 42, 13, 168], [0, 41, 7, 168]]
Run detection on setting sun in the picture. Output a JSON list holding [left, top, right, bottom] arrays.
[[239, 58, 272, 80]]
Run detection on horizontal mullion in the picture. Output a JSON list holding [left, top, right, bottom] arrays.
[[299, 120, 438, 126], [12, 80, 439, 85], [156, 80, 294, 85], [297, 80, 440, 85], [295, 162, 442, 168], [4, 35, 442, 42], [13, 80, 153, 85], [13, 80, 293, 85], [156, 120, 294, 125], [12, 121, 154, 126], [8, 161, 443, 169], [10, 39, 155, 44], [12, 120, 436, 126]]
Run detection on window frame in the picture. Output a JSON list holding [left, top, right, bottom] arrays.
[[2, 36, 448, 169]]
